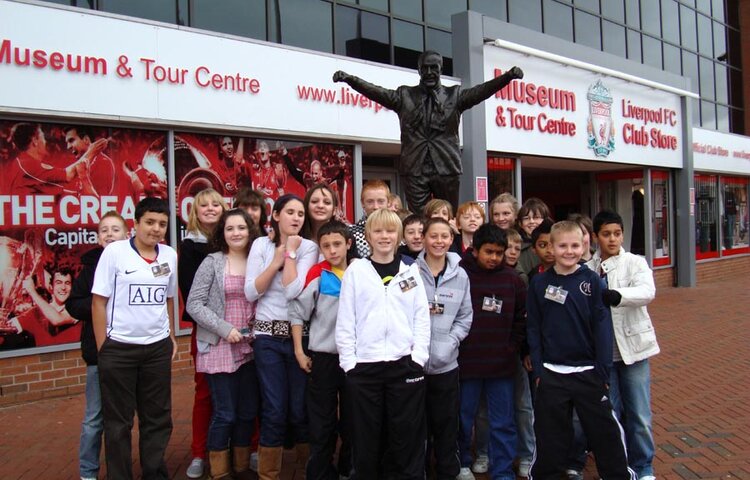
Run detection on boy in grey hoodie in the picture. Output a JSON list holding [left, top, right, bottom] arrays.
[[416, 218, 473, 479], [289, 220, 353, 480]]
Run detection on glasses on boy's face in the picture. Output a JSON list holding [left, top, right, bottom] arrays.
[[521, 215, 544, 222]]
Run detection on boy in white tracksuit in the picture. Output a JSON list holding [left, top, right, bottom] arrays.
[[587, 209, 660, 480], [336, 208, 431, 480]]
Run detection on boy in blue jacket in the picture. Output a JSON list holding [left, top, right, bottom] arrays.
[[527, 221, 635, 480]]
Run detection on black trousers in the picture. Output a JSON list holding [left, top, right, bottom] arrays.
[[98, 337, 173, 480], [531, 369, 634, 480], [307, 351, 352, 480], [426, 368, 461, 480], [402, 172, 460, 216], [346, 356, 426, 480]]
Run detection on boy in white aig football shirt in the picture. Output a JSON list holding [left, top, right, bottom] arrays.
[[92, 197, 178, 480]]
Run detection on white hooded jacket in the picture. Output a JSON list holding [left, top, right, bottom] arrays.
[[587, 247, 660, 364]]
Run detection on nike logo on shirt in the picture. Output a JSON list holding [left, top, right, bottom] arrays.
[[125, 269, 137, 274]]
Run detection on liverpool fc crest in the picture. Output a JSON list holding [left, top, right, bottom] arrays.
[[587, 80, 615, 157]]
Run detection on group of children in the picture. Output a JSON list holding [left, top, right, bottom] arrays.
[[71, 180, 659, 480]]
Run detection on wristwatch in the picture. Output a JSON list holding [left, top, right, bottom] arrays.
[[284, 250, 297, 260]]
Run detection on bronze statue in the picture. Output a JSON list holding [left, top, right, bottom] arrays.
[[333, 51, 523, 215]]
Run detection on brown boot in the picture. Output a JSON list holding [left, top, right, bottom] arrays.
[[295, 443, 310, 466], [257, 445, 283, 480], [233, 445, 251, 473], [208, 449, 231, 479]]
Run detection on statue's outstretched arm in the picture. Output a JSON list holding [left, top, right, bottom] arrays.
[[333, 70, 401, 111], [458, 66, 524, 111]]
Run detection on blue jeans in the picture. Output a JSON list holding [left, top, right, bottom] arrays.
[[79, 365, 103, 478], [514, 360, 536, 469], [253, 335, 309, 447], [206, 361, 260, 451], [459, 378, 516, 480], [609, 359, 655, 478]]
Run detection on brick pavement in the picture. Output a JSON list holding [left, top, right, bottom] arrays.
[[0, 275, 748, 480]]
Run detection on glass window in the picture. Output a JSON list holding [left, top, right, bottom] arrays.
[[711, 0, 725, 23], [509, 0, 542, 32], [720, 176, 750, 254], [470, 0, 507, 21], [339, 0, 388, 12], [278, 0, 332, 53], [642, 35, 662, 69], [689, 97, 701, 126], [602, 0, 625, 22], [487, 156, 515, 203], [625, 0, 640, 28], [663, 43, 681, 75], [335, 7, 390, 63], [574, 0, 599, 13], [574, 10, 601, 50], [640, 0, 660, 36], [603, 20, 626, 57], [392, 0, 422, 21], [695, 0, 711, 14], [679, 5, 697, 51], [660, 0, 679, 44], [426, 28, 453, 76], [191, 0, 266, 40], [697, 13, 713, 56], [699, 57, 715, 100], [99, 0, 178, 23], [177, 0, 187, 25], [715, 63, 728, 104], [627, 29, 642, 62], [425, 0, 466, 29], [701, 100, 716, 129], [652, 170, 671, 265], [42, 0, 95, 6], [544, 0, 574, 42], [695, 174, 719, 259], [716, 105, 729, 132], [393, 20, 423, 70], [713, 21, 727, 60], [682, 50, 699, 93]]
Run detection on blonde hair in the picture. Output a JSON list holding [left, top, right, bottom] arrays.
[[456, 201, 486, 224], [505, 228, 522, 245], [550, 220, 584, 243], [423, 199, 453, 219], [187, 188, 228, 236], [489, 193, 519, 217], [365, 208, 403, 248]]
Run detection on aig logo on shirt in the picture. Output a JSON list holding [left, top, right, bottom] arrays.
[[129, 285, 167, 305], [579, 281, 592, 296]]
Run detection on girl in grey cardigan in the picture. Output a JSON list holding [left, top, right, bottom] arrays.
[[186, 209, 260, 480]]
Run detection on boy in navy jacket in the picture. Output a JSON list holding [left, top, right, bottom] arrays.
[[526, 221, 635, 480]]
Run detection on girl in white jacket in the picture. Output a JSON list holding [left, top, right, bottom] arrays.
[[336, 208, 431, 480]]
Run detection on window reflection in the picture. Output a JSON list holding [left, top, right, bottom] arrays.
[[509, 0, 542, 32], [278, 0, 332, 53], [603, 20, 626, 57], [544, 0, 573, 42], [191, 0, 266, 40], [575, 10, 601, 50], [99, 0, 177, 23]]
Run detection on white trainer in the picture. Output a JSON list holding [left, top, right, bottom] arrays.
[[471, 455, 489, 474], [457, 466, 476, 480]]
